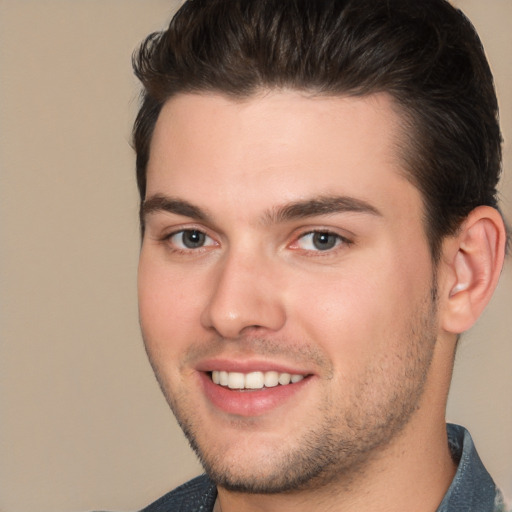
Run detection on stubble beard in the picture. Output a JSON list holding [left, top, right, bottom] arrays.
[[146, 286, 439, 495]]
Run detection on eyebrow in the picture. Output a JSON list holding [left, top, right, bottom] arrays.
[[141, 195, 210, 225], [263, 195, 382, 224], [141, 193, 382, 227]]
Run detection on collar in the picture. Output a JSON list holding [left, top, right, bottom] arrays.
[[437, 424, 505, 512]]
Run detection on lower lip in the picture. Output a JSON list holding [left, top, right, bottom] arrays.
[[199, 372, 310, 417]]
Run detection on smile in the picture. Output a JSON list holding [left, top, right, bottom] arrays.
[[211, 370, 306, 390], [200, 367, 312, 416]]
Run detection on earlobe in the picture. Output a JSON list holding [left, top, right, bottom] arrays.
[[441, 206, 506, 334]]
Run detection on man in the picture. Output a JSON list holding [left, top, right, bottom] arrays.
[[132, 0, 509, 510]]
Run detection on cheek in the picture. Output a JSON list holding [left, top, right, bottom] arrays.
[[287, 253, 431, 369], [137, 255, 208, 356], [289, 274, 385, 363]]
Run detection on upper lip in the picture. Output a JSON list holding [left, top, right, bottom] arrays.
[[195, 358, 313, 375]]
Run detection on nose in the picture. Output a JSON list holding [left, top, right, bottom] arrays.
[[200, 251, 287, 339]]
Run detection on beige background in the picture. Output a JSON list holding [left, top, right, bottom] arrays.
[[0, 1, 510, 511]]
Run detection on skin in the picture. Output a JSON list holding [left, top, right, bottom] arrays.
[[138, 90, 467, 512]]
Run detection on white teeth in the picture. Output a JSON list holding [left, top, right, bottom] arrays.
[[211, 370, 306, 390], [227, 372, 245, 389], [219, 371, 229, 386], [245, 372, 264, 389], [264, 371, 279, 387], [278, 373, 291, 385]]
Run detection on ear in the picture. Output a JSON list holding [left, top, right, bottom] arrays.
[[440, 206, 506, 334]]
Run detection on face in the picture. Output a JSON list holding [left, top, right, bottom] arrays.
[[138, 91, 440, 493]]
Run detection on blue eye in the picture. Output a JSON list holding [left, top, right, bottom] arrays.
[[169, 230, 214, 250], [296, 231, 344, 251]]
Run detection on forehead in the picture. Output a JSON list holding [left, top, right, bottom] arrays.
[[146, 90, 422, 227]]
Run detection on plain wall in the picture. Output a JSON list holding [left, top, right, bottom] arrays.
[[0, 1, 510, 511]]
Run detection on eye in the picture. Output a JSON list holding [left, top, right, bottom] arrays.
[[294, 231, 347, 251], [168, 229, 216, 250]]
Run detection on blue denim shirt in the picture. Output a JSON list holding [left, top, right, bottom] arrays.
[[140, 424, 507, 512], [439, 424, 507, 512]]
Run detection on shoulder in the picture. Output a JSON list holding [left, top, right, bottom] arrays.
[[139, 474, 217, 512]]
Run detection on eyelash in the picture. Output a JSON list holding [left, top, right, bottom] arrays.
[[290, 230, 353, 254], [161, 228, 353, 256], [162, 229, 217, 254]]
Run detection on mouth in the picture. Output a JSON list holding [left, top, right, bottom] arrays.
[[210, 370, 305, 390], [199, 365, 313, 416]]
